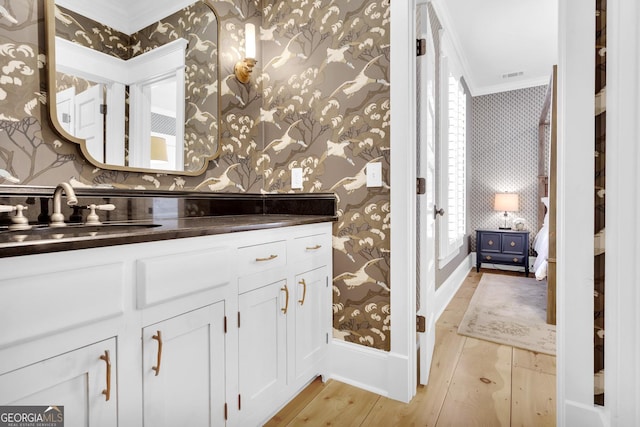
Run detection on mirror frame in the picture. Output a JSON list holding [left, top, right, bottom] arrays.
[[44, 0, 222, 176]]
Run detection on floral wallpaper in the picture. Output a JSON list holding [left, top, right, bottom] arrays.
[[0, 0, 391, 350]]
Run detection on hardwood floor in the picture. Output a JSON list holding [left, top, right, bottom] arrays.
[[266, 269, 556, 426]]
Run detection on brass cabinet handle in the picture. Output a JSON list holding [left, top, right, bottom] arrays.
[[298, 279, 307, 306], [99, 350, 111, 401], [510, 241, 516, 247], [256, 254, 278, 262], [486, 255, 492, 260], [488, 240, 494, 246], [513, 258, 518, 262], [305, 245, 322, 251], [152, 330, 163, 376], [281, 285, 289, 314]]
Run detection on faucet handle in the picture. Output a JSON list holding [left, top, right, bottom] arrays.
[[85, 204, 116, 225], [2, 204, 32, 231]]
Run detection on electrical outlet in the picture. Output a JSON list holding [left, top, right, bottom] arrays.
[[366, 162, 382, 187], [291, 167, 303, 189]]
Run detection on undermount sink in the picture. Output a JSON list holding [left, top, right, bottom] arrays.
[[0, 222, 162, 241]]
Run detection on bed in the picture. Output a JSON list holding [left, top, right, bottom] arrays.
[[533, 197, 550, 280]]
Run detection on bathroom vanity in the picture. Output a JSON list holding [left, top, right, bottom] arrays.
[[0, 187, 336, 426]]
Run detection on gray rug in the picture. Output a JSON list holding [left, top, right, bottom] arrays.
[[457, 273, 556, 355]]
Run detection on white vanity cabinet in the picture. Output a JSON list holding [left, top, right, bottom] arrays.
[[0, 338, 117, 427], [0, 220, 333, 427], [142, 302, 226, 427], [237, 224, 332, 426]]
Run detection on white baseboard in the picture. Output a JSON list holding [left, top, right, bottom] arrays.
[[435, 253, 473, 321], [328, 339, 390, 397], [564, 401, 608, 427]]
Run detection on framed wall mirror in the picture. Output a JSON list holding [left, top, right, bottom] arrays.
[[45, 0, 220, 175]]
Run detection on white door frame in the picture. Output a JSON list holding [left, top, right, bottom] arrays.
[[416, 0, 438, 386], [389, 0, 418, 403]]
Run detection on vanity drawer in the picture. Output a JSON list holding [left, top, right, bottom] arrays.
[[237, 240, 287, 276], [137, 247, 232, 309], [292, 233, 330, 261], [0, 262, 125, 348]]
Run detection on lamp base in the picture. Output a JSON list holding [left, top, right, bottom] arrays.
[[498, 226, 512, 230]]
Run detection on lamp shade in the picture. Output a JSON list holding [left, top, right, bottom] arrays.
[[150, 136, 168, 162], [494, 193, 519, 212]]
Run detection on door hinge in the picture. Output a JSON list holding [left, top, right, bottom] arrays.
[[100, 104, 107, 115], [417, 177, 426, 195], [326, 332, 329, 344], [417, 38, 427, 57], [238, 394, 242, 410], [224, 403, 228, 420], [237, 311, 241, 328], [224, 316, 227, 333], [416, 315, 426, 333]]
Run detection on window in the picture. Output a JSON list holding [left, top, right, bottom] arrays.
[[438, 55, 466, 267]]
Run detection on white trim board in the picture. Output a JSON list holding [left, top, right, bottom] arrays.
[[434, 253, 472, 321]]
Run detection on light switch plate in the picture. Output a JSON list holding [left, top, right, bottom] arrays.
[[291, 167, 303, 189], [366, 162, 382, 187]]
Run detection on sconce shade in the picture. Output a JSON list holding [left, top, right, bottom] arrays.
[[245, 23, 256, 59], [234, 23, 257, 83], [494, 193, 519, 212], [150, 136, 168, 162]]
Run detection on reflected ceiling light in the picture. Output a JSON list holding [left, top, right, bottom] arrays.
[[235, 23, 257, 84]]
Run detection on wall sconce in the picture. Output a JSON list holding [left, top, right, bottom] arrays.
[[150, 136, 168, 162], [234, 23, 257, 84], [494, 192, 519, 229]]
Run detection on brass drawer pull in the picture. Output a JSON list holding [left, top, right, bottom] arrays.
[[298, 279, 307, 306], [510, 241, 516, 247], [281, 285, 290, 314], [99, 350, 111, 401], [152, 330, 163, 376], [486, 255, 492, 260], [488, 240, 494, 246], [305, 244, 322, 251], [256, 254, 278, 262], [513, 258, 519, 262]]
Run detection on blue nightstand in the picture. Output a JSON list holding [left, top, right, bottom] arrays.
[[476, 229, 530, 275]]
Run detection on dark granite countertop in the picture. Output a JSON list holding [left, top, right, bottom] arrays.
[[0, 214, 336, 258], [0, 186, 337, 258]]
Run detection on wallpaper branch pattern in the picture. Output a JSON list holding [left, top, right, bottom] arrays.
[[1, 0, 392, 351]]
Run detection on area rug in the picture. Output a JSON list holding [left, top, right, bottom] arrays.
[[457, 273, 556, 355]]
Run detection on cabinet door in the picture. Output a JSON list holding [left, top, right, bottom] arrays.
[[142, 302, 225, 427], [293, 266, 329, 383], [238, 280, 288, 424], [0, 338, 117, 427]]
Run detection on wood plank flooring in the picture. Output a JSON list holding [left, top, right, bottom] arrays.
[[266, 269, 556, 426]]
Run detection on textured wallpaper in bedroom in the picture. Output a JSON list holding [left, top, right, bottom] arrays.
[[469, 85, 549, 254]]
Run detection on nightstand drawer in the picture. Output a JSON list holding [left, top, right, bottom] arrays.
[[479, 232, 502, 253], [480, 253, 525, 264], [502, 234, 526, 255]]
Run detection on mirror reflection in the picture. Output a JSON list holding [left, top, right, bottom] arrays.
[[47, 0, 220, 174]]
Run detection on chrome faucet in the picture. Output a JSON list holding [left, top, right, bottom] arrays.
[[50, 182, 78, 227]]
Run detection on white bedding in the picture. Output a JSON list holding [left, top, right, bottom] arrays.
[[533, 197, 550, 280], [533, 224, 549, 280]]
